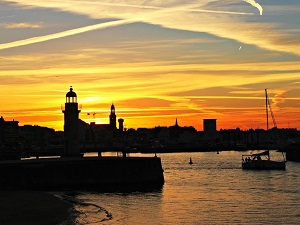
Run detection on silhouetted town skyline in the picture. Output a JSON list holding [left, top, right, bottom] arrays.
[[1, 87, 300, 158]]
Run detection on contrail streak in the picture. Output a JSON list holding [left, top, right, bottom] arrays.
[[181, 8, 252, 15], [81, 1, 253, 15], [0, 19, 136, 50], [0, 2, 253, 50], [244, 0, 263, 15]]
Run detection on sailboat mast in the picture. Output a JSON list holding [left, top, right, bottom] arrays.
[[265, 89, 269, 130]]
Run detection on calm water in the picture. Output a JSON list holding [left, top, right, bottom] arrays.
[[61, 151, 300, 225]]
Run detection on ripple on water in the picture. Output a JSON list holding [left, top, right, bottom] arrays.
[[58, 193, 113, 225], [58, 152, 300, 225]]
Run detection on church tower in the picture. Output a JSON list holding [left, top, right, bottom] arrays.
[[62, 86, 81, 156], [175, 118, 179, 127], [109, 103, 116, 129]]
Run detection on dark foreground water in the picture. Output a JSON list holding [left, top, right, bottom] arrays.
[[60, 151, 300, 225]]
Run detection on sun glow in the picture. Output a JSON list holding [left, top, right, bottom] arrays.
[[0, 0, 300, 130]]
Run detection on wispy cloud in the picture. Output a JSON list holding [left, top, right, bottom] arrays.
[[1, 0, 299, 57], [0, 1, 254, 50], [273, 91, 288, 108], [1, 0, 300, 130], [0, 22, 43, 29]]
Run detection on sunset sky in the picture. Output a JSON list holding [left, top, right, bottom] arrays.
[[0, 0, 299, 131]]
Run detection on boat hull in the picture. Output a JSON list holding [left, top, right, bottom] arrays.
[[242, 160, 286, 170]]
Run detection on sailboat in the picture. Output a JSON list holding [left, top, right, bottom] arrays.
[[242, 150, 286, 170], [241, 89, 286, 170]]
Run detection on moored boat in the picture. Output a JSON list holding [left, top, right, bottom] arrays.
[[241, 89, 286, 170], [242, 150, 286, 170]]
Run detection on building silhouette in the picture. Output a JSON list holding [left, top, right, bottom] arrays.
[[0, 116, 19, 151], [1, 87, 300, 157], [118, 118, 124, 131], [203, 119, 217, 135], [109, 103, 117, 129], [62, 86, 81, 156]]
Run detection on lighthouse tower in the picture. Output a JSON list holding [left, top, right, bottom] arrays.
[[62, 86, 81, 156]]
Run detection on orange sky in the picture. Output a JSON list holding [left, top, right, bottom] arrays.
[[0, 0, 300, 131]]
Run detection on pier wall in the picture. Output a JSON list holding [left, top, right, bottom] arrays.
[[0, 157, 164, 190]]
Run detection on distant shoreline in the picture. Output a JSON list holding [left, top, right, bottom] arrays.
[[15, 148, 282, 159]]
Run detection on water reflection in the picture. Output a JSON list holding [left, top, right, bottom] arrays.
[[66, 189, 163, 225], [61, 151, 300, 225]]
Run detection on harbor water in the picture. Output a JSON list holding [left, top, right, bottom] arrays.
[[60, 151, 300, 225]]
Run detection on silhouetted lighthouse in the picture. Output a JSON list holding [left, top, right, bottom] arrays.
[[62, 86, 81, 156]]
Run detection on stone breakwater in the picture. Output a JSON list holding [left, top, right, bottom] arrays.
[[0, 156, 164, 190]]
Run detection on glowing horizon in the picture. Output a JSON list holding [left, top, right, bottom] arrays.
[[0, 0, 300, 131]]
